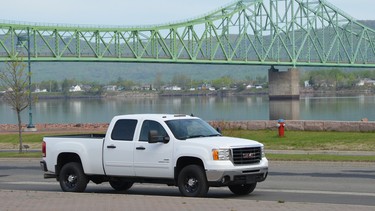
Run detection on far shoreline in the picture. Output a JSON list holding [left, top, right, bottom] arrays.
[[10, 88, 374, 100]]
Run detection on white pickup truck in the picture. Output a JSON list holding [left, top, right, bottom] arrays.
[[41, 114, 268, 197]]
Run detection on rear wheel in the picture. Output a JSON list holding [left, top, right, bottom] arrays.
[[109, 178, 134, 191], [59, 162, 88, 192], [228, 183, 257, 195], [177, 165, 208, 197]]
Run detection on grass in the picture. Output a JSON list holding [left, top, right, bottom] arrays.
[[0, 130, 374, 161], [223, 130, 375, 151], [0, 152, 41, 158], [0, 133, 50, 145]]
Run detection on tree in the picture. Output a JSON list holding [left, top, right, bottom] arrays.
[[153, 72, 165, 90], [212, 76, 233, 89], [0, 58, 30, 153], [38, 80, 59, 92], [172, 73, 190, 90], [61, 78, 76, 96]]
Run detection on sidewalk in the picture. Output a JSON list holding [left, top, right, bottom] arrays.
[[0, 189, 374, 211]]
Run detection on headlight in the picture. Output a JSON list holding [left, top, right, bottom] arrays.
[[212, 149, 230, 160]]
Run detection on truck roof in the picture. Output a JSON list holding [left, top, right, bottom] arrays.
[[112, 114, 198, 122]]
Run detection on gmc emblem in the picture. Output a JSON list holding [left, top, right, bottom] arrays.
[[242, 152, 256, 159]]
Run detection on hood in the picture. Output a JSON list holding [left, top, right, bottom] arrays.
[[185, 136, 263, 149]]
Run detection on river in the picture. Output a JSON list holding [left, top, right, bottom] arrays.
[[0, 94, 374, 124]]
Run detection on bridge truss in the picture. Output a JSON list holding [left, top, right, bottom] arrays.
[[1, 0, 375, 67]]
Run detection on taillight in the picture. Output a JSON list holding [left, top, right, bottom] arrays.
[[42, 141, 46, 157]]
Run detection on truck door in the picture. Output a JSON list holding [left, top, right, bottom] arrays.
[[103, 119, 137, 176], [134, 120, 174, 178]]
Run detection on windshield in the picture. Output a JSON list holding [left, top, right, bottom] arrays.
[[165, 118, 221, 140]]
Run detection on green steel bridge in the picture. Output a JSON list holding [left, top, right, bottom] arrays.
[[1, 0, 375, 68]]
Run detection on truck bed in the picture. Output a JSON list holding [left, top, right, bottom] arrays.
[[44, 134, 105, 139], [43, 134, 106, 175]]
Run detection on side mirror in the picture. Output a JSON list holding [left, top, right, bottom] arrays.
[[216, 127, 222, 134], [148, 130, 159, 143], [148, 130, 170, 144]]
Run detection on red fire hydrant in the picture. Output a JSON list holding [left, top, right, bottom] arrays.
[[277, 119, 285, 137]]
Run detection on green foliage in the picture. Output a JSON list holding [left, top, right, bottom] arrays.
[[301, 69, 375, 90], [153, 72, 165, 90], [212, 76, 233, 89], [61, 78, 75, 96], [37, 80, 59, 92], [171, 73, 191, 89]]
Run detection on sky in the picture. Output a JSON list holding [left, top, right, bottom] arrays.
[[1, 0, 374, 26]]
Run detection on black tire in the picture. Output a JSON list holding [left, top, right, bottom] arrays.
[[109, 179, 134, 191], [228, 183, 257, 195], [59, 162, 88, 192], [177, 165, 209, 197]]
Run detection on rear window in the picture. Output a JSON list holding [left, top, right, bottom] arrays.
[[111, 119, 137, 141]]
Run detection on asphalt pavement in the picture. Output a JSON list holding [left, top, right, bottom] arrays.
[[1, 151, 375, 211], [1, 189, 374, 211]]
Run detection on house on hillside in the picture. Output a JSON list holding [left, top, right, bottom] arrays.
[[69, 85, 83, 92], [164, 86, 182, 91], [104, 85, 117, 91], [34, 88, 48, 93], [357, 79, 375, 86]]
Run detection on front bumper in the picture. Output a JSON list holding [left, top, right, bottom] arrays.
[[205, 160, 268, 186]]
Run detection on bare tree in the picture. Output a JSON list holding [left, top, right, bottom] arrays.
[[0, 58, 30, 153]]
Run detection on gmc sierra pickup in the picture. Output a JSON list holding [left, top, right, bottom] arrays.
[[41, 114, 268, 197]]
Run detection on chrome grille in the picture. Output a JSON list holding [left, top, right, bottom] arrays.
[[232, 147, 262, 165]]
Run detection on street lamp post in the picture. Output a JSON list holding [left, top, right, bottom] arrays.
[[17, 28, 35, 130]]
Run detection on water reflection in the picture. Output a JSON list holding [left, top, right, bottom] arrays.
[[269, 99, 300, 120], [0, 95, 374, 124]]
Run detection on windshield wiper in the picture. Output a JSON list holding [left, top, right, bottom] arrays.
[[182, 134, 221, 139], [186, 135, 206, 139], [208, 134, 222, 137]]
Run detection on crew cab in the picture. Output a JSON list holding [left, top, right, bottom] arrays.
[[41, 114, 268, 197]]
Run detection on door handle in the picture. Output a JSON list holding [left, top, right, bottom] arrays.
[[136, 147, 146, 150], [107, 145, 116, 149]]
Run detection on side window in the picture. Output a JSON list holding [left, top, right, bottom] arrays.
[[139, 120, 168, 142], [111, 119, 137, 141]]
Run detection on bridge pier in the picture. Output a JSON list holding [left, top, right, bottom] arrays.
[[268, 67, 300, 100]]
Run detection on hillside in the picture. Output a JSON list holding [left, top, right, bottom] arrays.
[[359, 20, 375, 30], [25, 62, 269, 84]]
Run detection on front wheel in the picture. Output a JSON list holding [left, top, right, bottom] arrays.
[[228, 183, 257, 195], [59, 162, 88, 192], [177, 165, 209, 197]]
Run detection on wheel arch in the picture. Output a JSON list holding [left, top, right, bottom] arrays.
[[174, 156, 205, 182], [56, 153, 82, 177]]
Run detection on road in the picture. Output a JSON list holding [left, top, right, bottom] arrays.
[[0, 158, 374, 207]]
